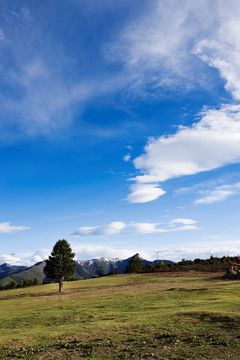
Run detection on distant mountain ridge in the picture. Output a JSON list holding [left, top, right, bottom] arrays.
[[0, 257, 174, 287], [0, 263, 28, 280], [0, 261, 46, 286]]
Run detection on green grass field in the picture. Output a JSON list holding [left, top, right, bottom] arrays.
[[0, 271, 240, 359]]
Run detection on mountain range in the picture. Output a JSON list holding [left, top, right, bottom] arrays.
[[0, 257, 174, 287]]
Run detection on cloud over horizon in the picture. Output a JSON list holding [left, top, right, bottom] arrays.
[[0, 248, 50, 267], [2, 240, 240, 266]]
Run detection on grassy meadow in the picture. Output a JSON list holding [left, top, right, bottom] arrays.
[[0, 271, 240, 359]]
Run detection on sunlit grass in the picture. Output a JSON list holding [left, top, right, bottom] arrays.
[[0, 271, 240, 359]]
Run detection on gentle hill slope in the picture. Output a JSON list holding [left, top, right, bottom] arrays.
[[0, 271, 240, 359]]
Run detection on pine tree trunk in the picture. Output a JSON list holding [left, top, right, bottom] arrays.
[[59, 276, 64, 292]]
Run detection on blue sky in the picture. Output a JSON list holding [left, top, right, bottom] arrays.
[[1, 0, 240, 265]]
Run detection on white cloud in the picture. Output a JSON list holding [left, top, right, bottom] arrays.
[[131, 222, 166, 234], [195, 182, 240, 204], [72, 221, 127, 236], [169, 218, 198, 226], [0, 222, 30, 234], [123, 153, 131, 162], [167, 219, 200, 232], [128, 104, 240, 202], [72, 218, 199, 237], [127, 183, 166, 203], [131, 221, 199, 233]]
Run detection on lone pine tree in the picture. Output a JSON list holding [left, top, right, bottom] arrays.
[[44, 239, 75, 292]]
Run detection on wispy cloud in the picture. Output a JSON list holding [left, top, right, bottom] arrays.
[[195, 182, 240, 204], [105, 1, 221, 95], [123, 153, 131, 162], [0, 222, 30, 234], [105, 0, 240, 101], [0, 29, 4, 41], [0, 5, 125, 139], [193, 2, 240, 100], [2, 1, 240, 140], [0, 57, 124, 138]]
